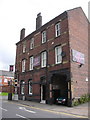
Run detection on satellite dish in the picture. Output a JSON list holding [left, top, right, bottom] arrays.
[[61, 51, 66, 57]]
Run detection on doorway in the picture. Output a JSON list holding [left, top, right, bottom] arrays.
[[52, 74, 68, 104], [40, 85, 46, 103]]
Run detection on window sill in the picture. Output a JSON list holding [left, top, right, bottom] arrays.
[[55, 34, 61, 38], [55, 62, 62, 65], [28, 94, 33, 96], [30, 48, 34, 50], [22, 71, 25, 73], [41, 41, 47, 44], [29, 69, 33, 71], [41, 66, 46, 69], [22, 52, 26, 54]]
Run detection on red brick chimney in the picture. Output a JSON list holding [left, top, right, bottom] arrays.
[[36, 13, 42, 30], [20, 28, 25, 41]]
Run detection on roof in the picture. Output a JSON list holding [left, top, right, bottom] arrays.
[[16, 11, 67, 45], [16, 7, 88, 45]]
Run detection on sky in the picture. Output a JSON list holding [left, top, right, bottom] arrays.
[[0, 0, 89, 71]]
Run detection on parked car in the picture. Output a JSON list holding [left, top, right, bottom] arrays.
[[56, 97, 67, 105]]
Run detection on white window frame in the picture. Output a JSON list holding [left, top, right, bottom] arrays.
[[29, 80, 32, 95], [55, 22, 61, 37], [22, 59, 26, 72], [55, 46, 62, 64], [41, 51, 47, 68], [30, 38, 34, 49], [23, 43, 26, 53], [30, 56, 33, 70], [42, 31, 46, 43], [21, 81, 25, 95]]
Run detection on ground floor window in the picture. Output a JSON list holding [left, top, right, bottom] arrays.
[[28, 80, 32, 95], [21, 81, 25, 95]]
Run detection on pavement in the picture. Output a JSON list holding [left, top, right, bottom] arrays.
[[0, 96, 89, 118]]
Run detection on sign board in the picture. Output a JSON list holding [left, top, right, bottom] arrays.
[[33, 56, 40, 67], [13, 94, 18, 100], [72, 49, 85, 64]]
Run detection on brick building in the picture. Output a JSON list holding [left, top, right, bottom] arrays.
[[0, 70, 14, 93], [15, 7, 88, 106]]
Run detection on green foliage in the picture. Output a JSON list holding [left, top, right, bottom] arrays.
[[73, 94, 90, 106], [73, 100, 79, 106], [0, 92, 14, 96], [0, 92, 8, 96]]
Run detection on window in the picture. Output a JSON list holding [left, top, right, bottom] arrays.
[[28, 80, 32, 95], [22, 59, 26, 72], [23, 43, 26, 53], [41, 51, 47, 68], [21, 81, 25, 95], [55, 46, 62, 64], [55, 22, 61, 37], [42, 31, 46, 43], [30, 56, 33, 70], [30, 38, 34, 49]]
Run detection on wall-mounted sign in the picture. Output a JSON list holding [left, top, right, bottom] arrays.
[[72, 49, 85, 64], [33, 56, 40, 67]]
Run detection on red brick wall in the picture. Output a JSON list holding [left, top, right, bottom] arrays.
[[16, 12, 70, 100], [67, 7, 88, 98], [0, 86, 14, 93]]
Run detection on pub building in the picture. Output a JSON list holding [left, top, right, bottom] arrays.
[[15, 7, 88, 106]]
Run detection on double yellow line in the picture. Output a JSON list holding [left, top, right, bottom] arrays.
[[9, 101, 88, 119]]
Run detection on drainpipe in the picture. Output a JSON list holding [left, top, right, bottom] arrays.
[[67, 81, 72, 107]]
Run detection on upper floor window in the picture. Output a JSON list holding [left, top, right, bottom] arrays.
[[23, 42, 26, 53], [30, 56, 33, 70], [42, 31, 46, 43], [55, 23, 61, 37], [22, 59, 26, 72], [41, 51, 47, 68], [55, 46, 62, 64], [30, 38, 34, 49], [28, 80, 32, 95]]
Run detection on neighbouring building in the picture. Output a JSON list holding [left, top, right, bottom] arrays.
[[0, 70, 14, 93], [15, 7, 88, 106]]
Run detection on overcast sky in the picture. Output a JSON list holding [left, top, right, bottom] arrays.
[[0, 0, 89, 71]]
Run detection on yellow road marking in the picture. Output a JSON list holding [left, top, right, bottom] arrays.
[[9, 101, 88, 118]]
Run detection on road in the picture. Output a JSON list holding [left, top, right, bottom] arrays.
[[0, 100, 79, 119], [0, 98, 88, 120]]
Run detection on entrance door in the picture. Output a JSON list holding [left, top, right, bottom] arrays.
[[40, 85, 46, 103]]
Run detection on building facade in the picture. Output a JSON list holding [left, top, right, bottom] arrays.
[[0, 70, 14, 93], [15, 7, 88, 106]]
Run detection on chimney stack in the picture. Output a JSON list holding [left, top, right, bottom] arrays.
[[20, 28, 25, 41], [36, 13, 42, 30]]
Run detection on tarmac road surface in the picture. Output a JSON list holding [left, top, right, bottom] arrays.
[[0, 96, 89, 120]]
